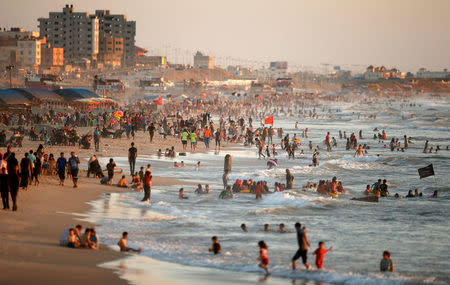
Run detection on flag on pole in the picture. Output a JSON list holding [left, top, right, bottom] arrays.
[[418, 164, 435, 179], [264, 116, 273, 125]]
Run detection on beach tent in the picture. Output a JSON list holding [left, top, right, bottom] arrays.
[[13, 88, 64, 104], [0, 89, 32, 107], [53, 88, 100, 102]]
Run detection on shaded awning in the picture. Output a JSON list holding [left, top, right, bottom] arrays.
[[13, 88, 64, 102], [53, 88, 100, 101], [0, 89, 32, 105]]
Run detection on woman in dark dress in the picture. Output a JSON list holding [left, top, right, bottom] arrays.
[[20, 153, 32, 191], [33, 156, 42, 186], [9, 165, 20, 211]]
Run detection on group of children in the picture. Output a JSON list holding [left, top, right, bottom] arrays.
[[207, 223, 394, 276]]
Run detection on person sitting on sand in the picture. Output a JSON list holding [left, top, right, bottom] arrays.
[[118, 232, 141, 253], [90, 228, 99, 248], [209, 236, 221, 255], [67, 228, 80, 248], [117, 175, 128, 188], [131, 173, 141, 190], [60, 225, 82, 246]]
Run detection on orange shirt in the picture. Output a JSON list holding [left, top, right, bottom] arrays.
[[204, 129, 211, 138]]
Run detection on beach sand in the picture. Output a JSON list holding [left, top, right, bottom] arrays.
[[0, 175, 129, 285], [0, 132, 278, 285]]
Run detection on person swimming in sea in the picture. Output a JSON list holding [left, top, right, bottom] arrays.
[[279, 223, 287, 233], [219, 186, 233, 199], [179, 188, 188, 199], [241, 223, 248, 232]]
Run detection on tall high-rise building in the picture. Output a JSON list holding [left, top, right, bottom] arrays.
[[38, 5, 99, 64], [92, 10, 136, 67]]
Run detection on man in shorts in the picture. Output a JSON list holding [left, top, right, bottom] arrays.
[[292, 222, 311, 270], [181, 129, 189, 151], [68, 152, 80, 188], [56, 152, 67, 186]]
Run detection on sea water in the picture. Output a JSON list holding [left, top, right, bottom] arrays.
[[87, 96, 450, 285]]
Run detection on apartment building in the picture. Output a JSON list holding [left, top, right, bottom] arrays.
[[99, 36, 123, 68], [93, 10, 136, 66], [17, 38, 41, 66], [41, 43, 64, 68], [38, 4, 99, 64], [194, 51, 214, 69]]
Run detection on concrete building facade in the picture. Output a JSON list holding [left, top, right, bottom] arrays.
[[38, 5, 99, 64], [416, 68, 450, 79], [93, 10, 136, 66], [17, 39, 41, 66], [99, 36, 123, 68], [194, 51, 214, 69], [41, 43, 64, 68]]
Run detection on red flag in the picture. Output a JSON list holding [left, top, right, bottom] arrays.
[[264, 116, 273, 125]]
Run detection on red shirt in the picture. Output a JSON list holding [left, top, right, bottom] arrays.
[[314, 248, 328, 269], [144, 173, 152, 186]]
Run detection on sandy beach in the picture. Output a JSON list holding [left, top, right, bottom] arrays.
[[0, 175, 129, 285], [0, 133, 236, 285]]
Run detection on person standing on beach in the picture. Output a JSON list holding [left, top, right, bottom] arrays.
[[141, 170, 152, 202], [128, 142, 137, 175], [56, 152, 67, 186], [106, 158, 116, 185], [19, 153, 32, 191], [204, 126, 211, 148], [93, 127, 101, 152], [148, 123, 155, 143], [292, 222, 311, 270], [9, 165, 20, 211], [286, 169, 294, 189], [68, 152, 80, 188], [0, 167, 9, 209], [181, 129, 189, 151]]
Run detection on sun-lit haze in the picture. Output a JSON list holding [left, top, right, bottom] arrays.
[[1, 0, 449, 72]]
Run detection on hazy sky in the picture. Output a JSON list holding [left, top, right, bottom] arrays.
[[1, 0, 449, 72]]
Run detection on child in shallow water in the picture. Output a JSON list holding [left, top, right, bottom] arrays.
[[258, 240, 270, 275]]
